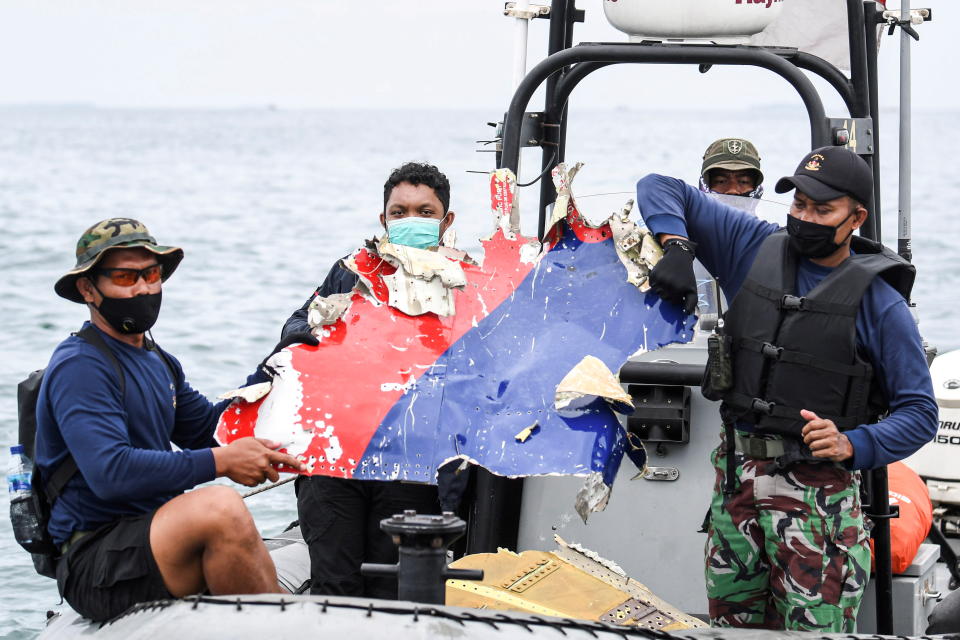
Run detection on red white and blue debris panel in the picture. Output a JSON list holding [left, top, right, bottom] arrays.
[[216, 163, 696, 518]]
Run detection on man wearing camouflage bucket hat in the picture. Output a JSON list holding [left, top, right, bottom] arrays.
[[699, 137, 764, 198], [32, 218, 310, 622], [53, 218, 183, 331], [634, 147, 937, 631]]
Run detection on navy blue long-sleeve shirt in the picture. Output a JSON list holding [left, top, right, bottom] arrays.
[[36, 322, 266, 544], [635, 174, 938, 470]]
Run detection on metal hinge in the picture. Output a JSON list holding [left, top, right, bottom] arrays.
[[641, 466, 680, 482]]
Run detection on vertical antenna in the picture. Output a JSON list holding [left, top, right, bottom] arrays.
[[898, 0, 913, 262]]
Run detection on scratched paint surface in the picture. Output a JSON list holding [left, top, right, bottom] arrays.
[[216, 169, 696, 486]]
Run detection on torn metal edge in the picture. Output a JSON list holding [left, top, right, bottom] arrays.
[[488, 168, 521, 240], [307, 292, 353, 330], [218, 380, 272, 403], [574, 471, 612, 523], [555, 355, 635, 415]]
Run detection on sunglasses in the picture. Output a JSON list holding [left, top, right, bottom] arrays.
[[94, 263, 163, 287]]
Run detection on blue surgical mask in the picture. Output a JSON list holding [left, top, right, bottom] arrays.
[[385, 217, 443, 249]]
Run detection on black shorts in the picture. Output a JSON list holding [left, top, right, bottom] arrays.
[[56, 510, 172, 622]]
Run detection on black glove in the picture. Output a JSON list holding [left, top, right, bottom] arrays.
[[649, 237, 698, 315], [260, 332, 319, 376]]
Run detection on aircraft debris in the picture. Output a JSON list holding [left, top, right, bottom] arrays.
[[514, 422, 540, 443], [219, 381, 272, 404], [555, 355, 635, 417], [217, 164, 696, 516], [378, 241, 467, 317], [306, 293, 352, 329], [446, 535, 705, 631], [607, 201, 662, 291]]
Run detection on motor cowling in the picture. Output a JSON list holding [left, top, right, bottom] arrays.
[[902, 349, 960, 503]]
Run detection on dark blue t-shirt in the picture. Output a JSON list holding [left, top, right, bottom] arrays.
[[35, 322, 264, 544], [635, 174, 938, 470]]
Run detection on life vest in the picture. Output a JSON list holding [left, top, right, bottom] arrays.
[[718, 230, 914, 437]]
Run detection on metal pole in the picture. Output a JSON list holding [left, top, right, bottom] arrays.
[[870, 467, 895, 635], [847, 0, 871, 116], [898, 0, 913, 262], [511, 0, 531, 90], [848, 0, 879, 241], [535, 0, 574, 238], [508, 0, 531, 209], [865, 1, 883, 240]]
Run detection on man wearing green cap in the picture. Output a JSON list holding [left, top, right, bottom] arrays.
[[635, 147, 937, 631], [35, 218, 307, 622], [699, 138, 764, 198]]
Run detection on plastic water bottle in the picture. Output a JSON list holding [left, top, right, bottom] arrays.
[[8, 445, 42, 547], [7, 445, 31, 495]]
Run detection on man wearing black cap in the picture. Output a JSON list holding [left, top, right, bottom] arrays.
[[634, 147, 937, 631]]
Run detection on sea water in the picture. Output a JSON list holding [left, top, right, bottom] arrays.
[[1, 107, 957, 638]]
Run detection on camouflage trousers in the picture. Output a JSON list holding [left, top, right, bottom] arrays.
[[704, 435, 871, 632]]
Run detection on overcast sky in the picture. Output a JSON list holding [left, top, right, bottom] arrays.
[[0, 1, 955, 111]]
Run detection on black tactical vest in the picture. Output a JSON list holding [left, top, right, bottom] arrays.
[[718, 230, 914, 437]]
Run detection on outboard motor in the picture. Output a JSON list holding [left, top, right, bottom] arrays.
[[903, 349, 960, 537]]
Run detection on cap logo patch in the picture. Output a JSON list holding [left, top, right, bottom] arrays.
[[804, 154, 824, 172], [726, 140, 743, 155]]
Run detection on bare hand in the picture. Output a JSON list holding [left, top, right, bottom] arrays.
[[800, 409, 853, 462], [212, 437, 305, 487]]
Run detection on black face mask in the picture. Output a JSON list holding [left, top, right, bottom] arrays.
[[786, 211, 855, 259], [89, 281, 162, 334]]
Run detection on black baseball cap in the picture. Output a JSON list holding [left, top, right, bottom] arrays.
[[775, 147, 873, 207]]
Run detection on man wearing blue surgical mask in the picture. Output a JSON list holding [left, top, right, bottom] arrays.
[[282, 162, 455, 338], [380, 168, 455, 249], [279, 162, 465, 600]]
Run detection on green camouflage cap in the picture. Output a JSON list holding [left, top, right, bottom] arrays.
[[701, 138, 764, 185], [55, 218, 184, 303]]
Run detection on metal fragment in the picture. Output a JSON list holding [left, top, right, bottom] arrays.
[[379, 241, 467, 317], [218, 381, 272, 403], [307, 293, 353, 329], [514, 422, 539, 443], [555, 355, 635, 416], [446, 536, 703, 631], [574, 471, 611, 523], [606, 201, 661, 292]]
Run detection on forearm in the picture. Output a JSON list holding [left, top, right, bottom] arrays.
[[847, 301, 939, 469], [82, 444, 215, 502], [845, 399, 938, 469]]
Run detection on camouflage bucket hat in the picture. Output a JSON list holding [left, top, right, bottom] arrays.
[[55, 218, 184, 303], [701, 138, 764, 185]]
